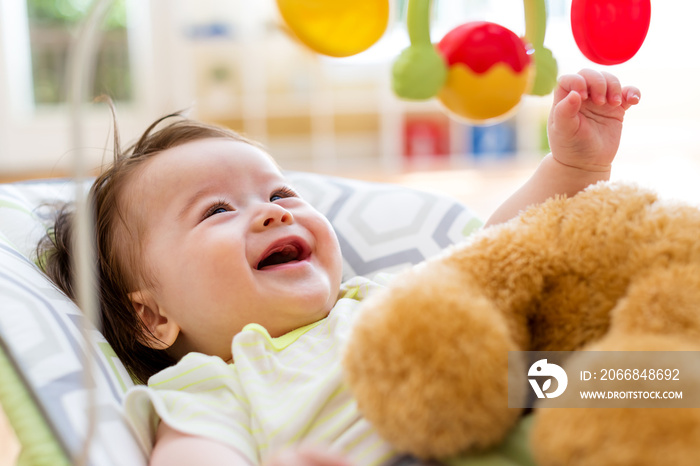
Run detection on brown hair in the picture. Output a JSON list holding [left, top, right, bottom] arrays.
[[37, 111, 256, 383]]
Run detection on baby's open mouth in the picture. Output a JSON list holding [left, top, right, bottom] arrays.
[[256, 240, 310, 270]]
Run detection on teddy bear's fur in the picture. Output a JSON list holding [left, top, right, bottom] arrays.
[[343, 182, 700, 466]]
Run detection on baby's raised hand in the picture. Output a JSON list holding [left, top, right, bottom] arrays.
[[547, 69, 641, 172]]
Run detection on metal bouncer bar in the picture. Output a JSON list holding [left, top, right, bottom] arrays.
[[66, 0, 113, 464]]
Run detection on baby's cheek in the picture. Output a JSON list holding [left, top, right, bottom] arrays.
[[325, 229, 343, 273]]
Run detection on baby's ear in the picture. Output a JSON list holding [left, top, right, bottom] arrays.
[[129, 290, 180, 350]]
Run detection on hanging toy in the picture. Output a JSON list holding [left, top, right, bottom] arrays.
[[436, 22, 532, 123], [275, 0, 390, 58], [571, 0, 651, 65], [393, 0, 558, 124]]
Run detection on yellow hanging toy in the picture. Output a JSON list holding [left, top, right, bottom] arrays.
[[276, 0, 390, 58]]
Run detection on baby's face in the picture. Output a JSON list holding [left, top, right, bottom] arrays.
[[129, 138, 343, 361]]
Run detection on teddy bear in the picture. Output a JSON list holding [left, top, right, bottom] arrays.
[[343, 181, 700, 466]]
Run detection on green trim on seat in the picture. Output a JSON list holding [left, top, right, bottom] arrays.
[[0, 199, 33, 215], [0, 344, 70, 466], [462, 217, 484, 237], [98, 342, 131, 394]]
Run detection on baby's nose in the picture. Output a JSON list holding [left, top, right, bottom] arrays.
[[256, 204, 293, 229]]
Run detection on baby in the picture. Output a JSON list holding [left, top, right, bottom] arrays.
[[38, 69, 639, 466]]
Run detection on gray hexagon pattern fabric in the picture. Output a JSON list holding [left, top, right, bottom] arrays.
[[286, 172, 482, 280]]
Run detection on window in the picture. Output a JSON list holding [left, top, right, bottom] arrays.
[[27, 0, 132, 105], [0, 0, 158, 175]]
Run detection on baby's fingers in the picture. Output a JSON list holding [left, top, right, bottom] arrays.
[[573, 69, 639, 110], [578, 68, 609, 105], [554, 89, 583, 122], [602, 71, 622, 106], [554, 73, 588, 105], [621, 86, 642, 110]]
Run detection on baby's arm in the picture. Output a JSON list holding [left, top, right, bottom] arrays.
[[485, 69, 641, 227], [150, 422, 351, 466], [149, 422, 253, 466]]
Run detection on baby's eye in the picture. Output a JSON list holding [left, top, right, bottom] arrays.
[[203, 201, 233, 219], [270, 186, 298, 202]]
